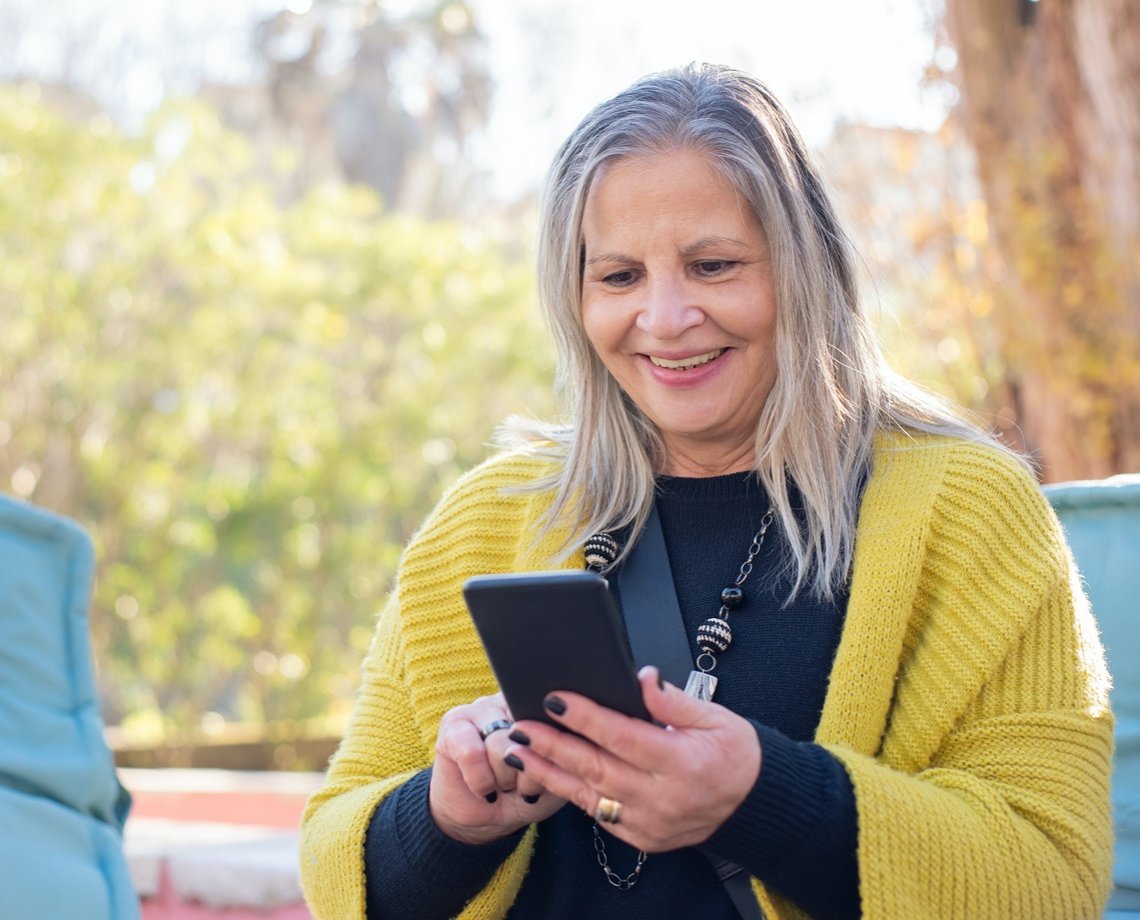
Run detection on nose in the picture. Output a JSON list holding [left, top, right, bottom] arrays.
[[635, 275, 703, 340]]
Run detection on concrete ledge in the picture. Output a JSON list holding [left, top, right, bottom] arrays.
[[120, 768, 326, 796], [121, 769, 322, 917], [125, 818, 302, 906]]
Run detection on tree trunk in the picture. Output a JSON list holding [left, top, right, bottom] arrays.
[[944, 0, 1140, 481]]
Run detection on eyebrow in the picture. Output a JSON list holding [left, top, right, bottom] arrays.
[[584, 236, 749, 266], [583, 252, 637, 266], [681, 236, 748, 256]]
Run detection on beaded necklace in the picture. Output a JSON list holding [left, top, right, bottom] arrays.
[[582, 506, 776, 889], [587, 506, 775, 700]]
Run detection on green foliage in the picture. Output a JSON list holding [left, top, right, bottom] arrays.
[[0, 87, 555, 737]]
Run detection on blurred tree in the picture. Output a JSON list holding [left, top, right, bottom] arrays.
[[820, 121, 1023, 443], [943, 0, 1140, 480], [243, 0, 493, 214], [0, 0, 493, 217], [0, 88, 554, 740]]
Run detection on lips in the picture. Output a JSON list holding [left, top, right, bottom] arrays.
[[648, 348, 725, 371]]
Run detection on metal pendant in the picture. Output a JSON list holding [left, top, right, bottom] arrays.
[[684, 670, 718, 702]]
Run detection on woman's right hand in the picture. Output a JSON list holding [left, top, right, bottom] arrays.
[[429, 692, 566, 845]]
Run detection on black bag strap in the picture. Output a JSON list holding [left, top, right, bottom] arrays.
[[617, 504, 765, 920], [617, 504, 693, 687]]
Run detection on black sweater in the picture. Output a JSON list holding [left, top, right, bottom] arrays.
[[365, 472, 859, 919]]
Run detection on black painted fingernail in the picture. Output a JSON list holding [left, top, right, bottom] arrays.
[[508, 729, 531, 746], [656, 671, 665, 690], [504, 753, 525, 771], [485, 791, 498, 803], [544, 694, 567, 716], [522, 793, 541, 804]]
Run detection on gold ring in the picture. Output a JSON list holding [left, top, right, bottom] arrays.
[[594, 796, 623, 824]]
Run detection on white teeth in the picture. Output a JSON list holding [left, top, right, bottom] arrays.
[[649, 349, 724, 370]]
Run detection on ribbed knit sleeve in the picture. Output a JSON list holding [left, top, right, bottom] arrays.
[[299, 450, 572, 920], [299, 588, 428, 919], [301, 433, 1114, 920], [708, 724, 859, 919], [785, 436, 1115, 920], [363, 768, 526, 919]]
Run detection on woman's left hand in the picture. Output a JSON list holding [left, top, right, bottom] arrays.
[[502, 666, 761, 853]]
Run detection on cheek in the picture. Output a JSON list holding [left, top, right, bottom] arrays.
[[729, 291, 778, 350], [581, 298, 618, 354]]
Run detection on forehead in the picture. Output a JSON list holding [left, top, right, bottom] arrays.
[[588, 146, 735, 198], [581, 148, 759, 241]]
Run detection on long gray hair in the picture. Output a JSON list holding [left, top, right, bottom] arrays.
[[507, 63, 993, 599]]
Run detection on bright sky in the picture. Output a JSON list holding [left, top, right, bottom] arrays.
[[473, 0, 949, 196], [2, 0, 950, 199]]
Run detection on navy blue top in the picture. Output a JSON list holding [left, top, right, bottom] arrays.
[[364, 471, 860, 919]]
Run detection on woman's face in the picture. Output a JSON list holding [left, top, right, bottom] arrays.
[[580, 147, 778, 475]]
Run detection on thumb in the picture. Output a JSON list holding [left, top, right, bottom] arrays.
[[638, 665, 718, 729]]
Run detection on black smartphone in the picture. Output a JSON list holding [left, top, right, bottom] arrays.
[[462, 570, 652, 728]]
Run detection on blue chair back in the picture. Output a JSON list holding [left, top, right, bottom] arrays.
[[0, 496, 139, 920], [1045, 475, 1140, 916]]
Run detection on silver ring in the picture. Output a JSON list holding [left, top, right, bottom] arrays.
[[594, 796, 623, 824], [478, 719, 513, 741]]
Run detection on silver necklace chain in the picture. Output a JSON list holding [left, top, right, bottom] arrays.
[[695, 507, 775, 676], [585, 506, 776, 890], [592, 822, 646, 889]]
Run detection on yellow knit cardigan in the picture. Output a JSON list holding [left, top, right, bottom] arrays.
[[300, 433, 1114, 919]]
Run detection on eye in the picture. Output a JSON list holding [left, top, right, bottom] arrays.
[[602, 269, 639, 287], [693, 259, 734, 276]]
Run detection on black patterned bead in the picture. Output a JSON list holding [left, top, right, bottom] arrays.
[[720, 586, 744, 609], [696, 617, 732, 654], [584, 533, 618, 571]]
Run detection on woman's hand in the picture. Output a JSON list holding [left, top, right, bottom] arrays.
[[429, 692, 567, 845], [500, 667, 761, 853]]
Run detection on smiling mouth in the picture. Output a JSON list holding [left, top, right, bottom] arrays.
[[648, 349, 725, 371]]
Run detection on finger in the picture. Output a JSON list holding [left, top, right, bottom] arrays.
[[637, 666, 721, 730], [482, 728, 533, 793], [642, 665, 762, 790], [500, 730, 627, 824], [500, 737, 658, 852], [438, 717, 515, 800], [429, 749, 560, 845], [484, 691, 511, 717], [500, 728, 559, 801], [506, 715, 757, 853], [534, 686, 677, 775], [456, 700, 519, 793]]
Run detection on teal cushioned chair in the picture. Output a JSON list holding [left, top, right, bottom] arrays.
[[1045, 475, 1140, 917], [0, 496, 139, 920]]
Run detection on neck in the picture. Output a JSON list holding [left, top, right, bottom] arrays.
[[659, 440, 757, 478]]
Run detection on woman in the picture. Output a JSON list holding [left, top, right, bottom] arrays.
[[300, 64, 1113, 919]]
